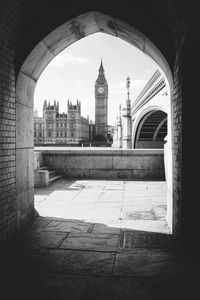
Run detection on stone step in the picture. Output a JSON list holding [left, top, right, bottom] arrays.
[[39, 166, 49, 170], [49, 175, 62, 184], [49, 170, 56, 178]]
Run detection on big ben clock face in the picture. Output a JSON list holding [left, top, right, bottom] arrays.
[[98, 87, 104, 93]]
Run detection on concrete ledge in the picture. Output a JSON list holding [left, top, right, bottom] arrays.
[[35, 148, 165, 180], [35, 147, 164, 156]]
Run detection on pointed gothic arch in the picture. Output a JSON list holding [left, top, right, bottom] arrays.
[[16, 11, 173, 232]]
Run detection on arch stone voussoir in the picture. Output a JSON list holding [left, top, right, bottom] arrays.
[[114, 19, 146, 52], [16, 71, 36, 108], [42, 12, 98, 56], [21, 41, 55, 82]]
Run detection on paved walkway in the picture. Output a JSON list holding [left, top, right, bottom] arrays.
[[0, 179, 188, 299], [35, 179, 169, 234]]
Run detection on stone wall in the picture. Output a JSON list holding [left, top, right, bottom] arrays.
[[39, 149, 165, 180]]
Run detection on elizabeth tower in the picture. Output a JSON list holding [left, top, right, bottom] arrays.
[[95, 59, 108, 139]]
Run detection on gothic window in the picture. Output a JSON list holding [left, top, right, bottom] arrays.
[[48, 130, 52, 137]]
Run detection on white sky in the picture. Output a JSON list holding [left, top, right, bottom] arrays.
[[34, 32, 160, 125]]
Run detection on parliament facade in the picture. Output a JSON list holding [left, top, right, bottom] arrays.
[[34, 100, 89, 145], [34, 60, 114, 146]]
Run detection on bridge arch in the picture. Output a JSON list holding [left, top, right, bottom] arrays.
[[132, 105, 167, 147], [132, 107, 167, 149]]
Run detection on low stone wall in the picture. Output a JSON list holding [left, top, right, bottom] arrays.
[[35, 148, 165, 180]]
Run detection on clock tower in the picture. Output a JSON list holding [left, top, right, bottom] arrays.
[[95, 59, 108, 139]]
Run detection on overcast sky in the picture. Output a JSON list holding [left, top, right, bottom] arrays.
[[34, 32, 159, 125]]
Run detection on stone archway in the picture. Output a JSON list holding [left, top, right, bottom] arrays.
[[16, 11, 174, 232]]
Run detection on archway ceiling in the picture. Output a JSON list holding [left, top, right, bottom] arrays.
[[15, 0, 175, 75]]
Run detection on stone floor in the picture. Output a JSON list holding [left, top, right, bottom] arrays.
[[0, 179, 191, 299], [35, 179, 169, 234]]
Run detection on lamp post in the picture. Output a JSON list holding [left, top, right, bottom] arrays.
[[122, 76, 132, 149]]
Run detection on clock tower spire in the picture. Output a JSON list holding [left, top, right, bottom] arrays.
[[95, 58, 108, 140]]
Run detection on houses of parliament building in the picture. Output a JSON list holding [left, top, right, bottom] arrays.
[[34, 99, 90, 145], [34, 60, 112, 145]]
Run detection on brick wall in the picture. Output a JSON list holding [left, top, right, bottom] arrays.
[[0, 0, 24, 241], [169, 1, 193, 249]]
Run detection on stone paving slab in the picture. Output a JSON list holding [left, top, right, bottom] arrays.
[[25, 216, 52, 231], [153, 204, 167, 219], [94, 202, 122, 209], [71, 194, 100, 202], [65, 204, 94, 220], [104, 185, 124, 190], [113, 251, 183, 278], [97, 196, 123, 203], [90, 207, 121, 221], [2, 272, 95, 300], [122, 201, 153, 211], [40, 249, 115, 275], [121, 220, 170, 234], [151, 196, 167, 203], [99, 190, 124, 197], [0, 247, 47, 273], [94, 277, 155, 300], [46, 190, 80, 201], [43, 220, 92, 233], [30, 273, 96, 300], [60, 232, 120, 251], [34, 200, 71, 218], [18, 230, 68, 249], [95, 276, 188, 300], [121, 211, 155, 220], [34, 194, 49, 204], [92, 223, 121, 234], [120, 230, 172, 250], [123, 190, 149, 196]]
